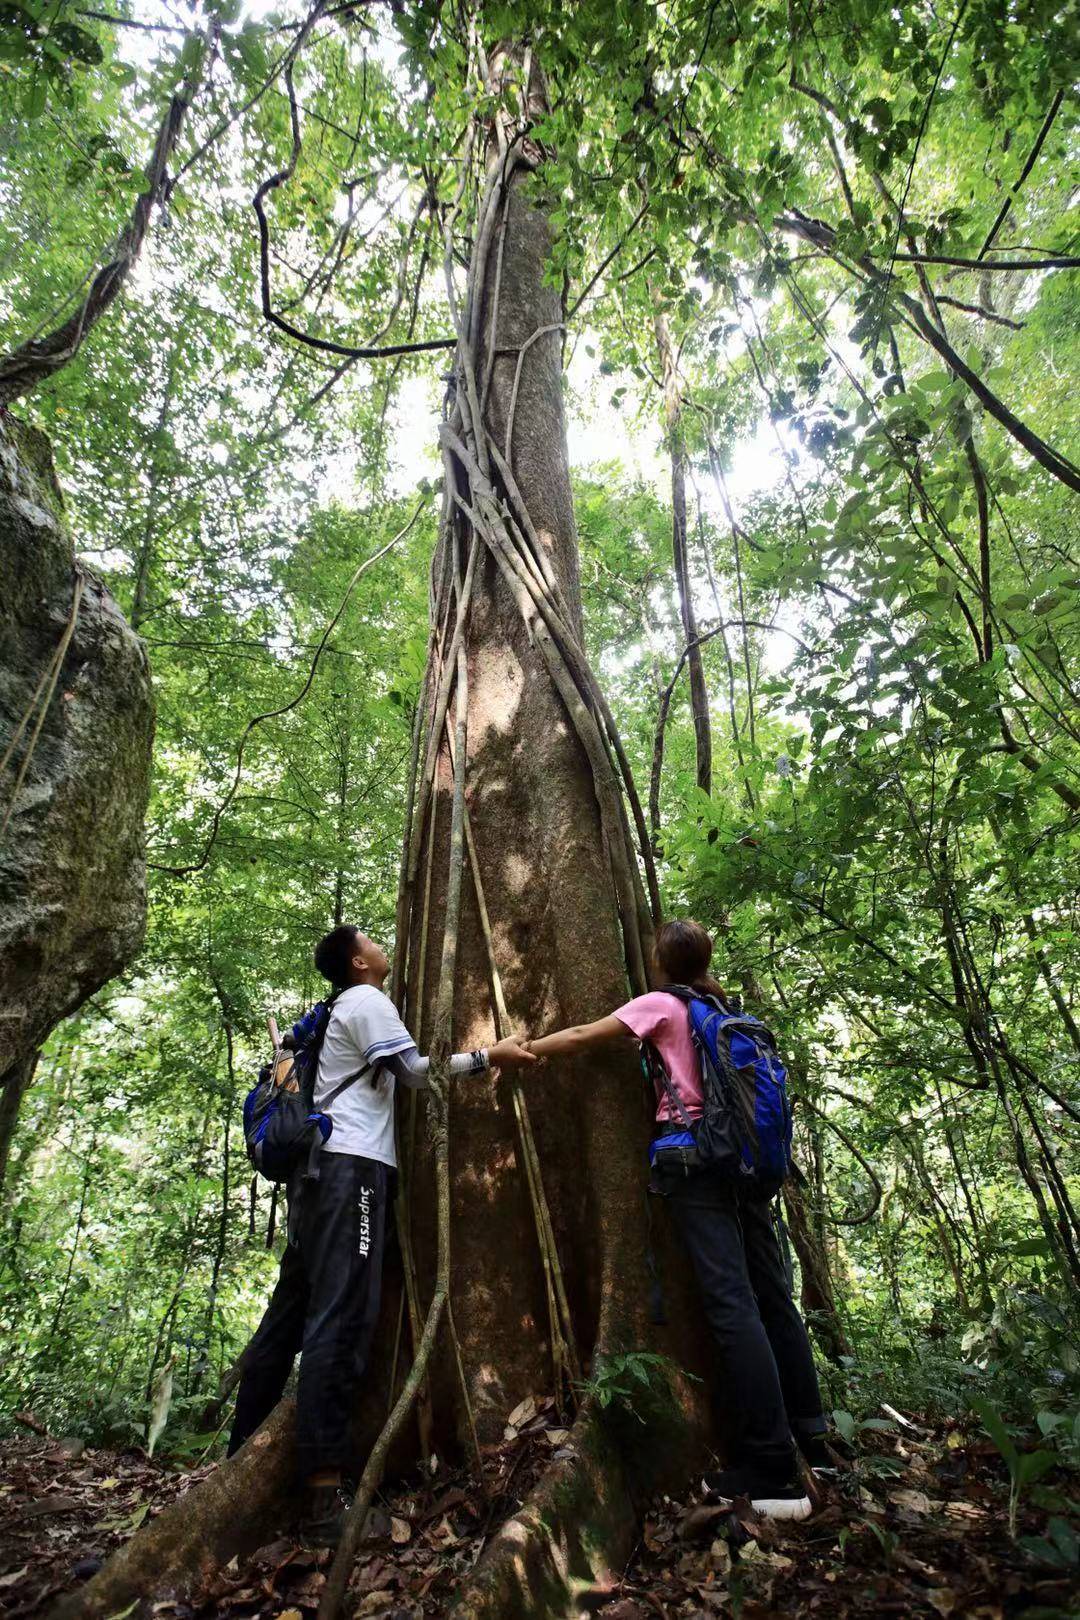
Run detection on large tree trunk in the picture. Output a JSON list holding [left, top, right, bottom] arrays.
[[382, 50, 715, 1608], [0, 418, 153, 1184], [402, 137, 659, 1446], [57, 50, 712, 1620]]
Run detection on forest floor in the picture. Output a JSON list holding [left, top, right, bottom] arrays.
[[1, 1399, 1077, 1619]]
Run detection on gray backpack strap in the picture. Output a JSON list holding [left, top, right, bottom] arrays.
[[318, 1060, 374, 1110], [643, 1041, 697, 1133]]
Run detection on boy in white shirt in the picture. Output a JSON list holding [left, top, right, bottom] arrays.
[[228, 924, 533, 1544]]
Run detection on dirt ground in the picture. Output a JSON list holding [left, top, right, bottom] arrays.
[[1, 1399, 1076, 1618]]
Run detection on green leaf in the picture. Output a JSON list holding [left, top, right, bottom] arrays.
[[22, 73, 46, 118], [1015, 1449, 1056, 1488], [971, 1397, 1016, 1463]]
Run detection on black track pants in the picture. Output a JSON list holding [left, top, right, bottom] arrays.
[[228, 1153, 392, 1478], [664, 1170, 825, 1476]]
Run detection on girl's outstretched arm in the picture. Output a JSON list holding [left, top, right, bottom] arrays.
[[526, 1015, 637, 1060]]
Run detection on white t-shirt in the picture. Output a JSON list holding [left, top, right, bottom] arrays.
[[314, 984, 414, 1167]]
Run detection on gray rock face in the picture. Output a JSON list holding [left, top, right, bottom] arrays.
[[0, 415, 154, 1180]]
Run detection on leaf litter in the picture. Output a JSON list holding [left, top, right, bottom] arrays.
[[586, 1409, 1079, 1620], [0, 1401, 1076, 1618]]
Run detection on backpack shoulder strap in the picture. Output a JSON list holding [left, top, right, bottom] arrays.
[[661, 983, 727, 1015], [318, 1060, 374, 1110], [641, 1040, 697, 1133], [294, 992, 341, 1108]]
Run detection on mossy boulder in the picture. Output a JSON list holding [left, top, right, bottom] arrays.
[[0, 415, 154, 1180]]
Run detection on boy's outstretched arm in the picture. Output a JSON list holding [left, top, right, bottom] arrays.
[[385, 1034, 535, 1087]]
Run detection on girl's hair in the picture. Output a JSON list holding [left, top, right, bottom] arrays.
[[654, 918, 727, 1001]]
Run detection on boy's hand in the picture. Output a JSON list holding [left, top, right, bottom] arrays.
[[489, 1034, 538, 1070]]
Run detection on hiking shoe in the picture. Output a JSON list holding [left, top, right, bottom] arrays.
[[299, 1481, 354, 1547], [702, 1467, 812, 1522], [797, 1429, 855, 1475]]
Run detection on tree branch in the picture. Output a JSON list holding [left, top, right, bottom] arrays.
[[253, 62, 455, 361], [77, 8, 187, 33], [933, 293, 1024, 329], [565, 199, 649, 322], [978, 89, 1065, 260], [775, 211, 1080, 493], [0, 30, 210, 406], [887, 251, 1080, 271]]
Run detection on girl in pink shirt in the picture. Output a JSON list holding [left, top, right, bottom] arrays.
[[525, 918, 828, 1521]]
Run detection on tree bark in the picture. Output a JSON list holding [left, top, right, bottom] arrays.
[[400, 43, 708, 1460]]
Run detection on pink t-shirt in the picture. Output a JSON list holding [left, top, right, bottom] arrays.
[[613, 991, 702, 1123]]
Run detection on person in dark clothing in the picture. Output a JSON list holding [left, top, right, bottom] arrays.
[[520, 918, 830, 1521], [228, 924, 534, 1545]]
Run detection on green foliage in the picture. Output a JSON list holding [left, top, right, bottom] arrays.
[[580, 1351, 696, 1425], [972, 1396, 1059, 1539]]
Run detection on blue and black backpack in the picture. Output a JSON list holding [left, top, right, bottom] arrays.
[[645, 985, 793, 1198], [243, 996, 366, 1185]]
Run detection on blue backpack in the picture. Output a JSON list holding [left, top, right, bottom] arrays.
[[243, 997, 364, 1185], [645, 985, 793, 1198]]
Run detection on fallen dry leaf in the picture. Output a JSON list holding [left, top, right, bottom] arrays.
[[24, 1495, 82, 1518], [944, 1499, 985, 1520], [927, 1590, 958, 1617], [889, 1488, 936, 1514], [708, 1539, 732, 1576], [356, 1590, 394, 1616], [642, 1520, 664, 1553], [506, 1395, 537, 1429], [390, 1516, 412, 1545], [432, 1515, 462, 1548]]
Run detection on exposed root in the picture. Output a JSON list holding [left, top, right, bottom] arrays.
[[450, 1391, 702, 1620], [51, 1404, 296, 1619]]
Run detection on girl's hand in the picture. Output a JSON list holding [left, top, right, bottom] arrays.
[[489, 1034, 538, 1070]]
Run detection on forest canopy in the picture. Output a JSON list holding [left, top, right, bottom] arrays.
[[0, 0, 1077, 1549]]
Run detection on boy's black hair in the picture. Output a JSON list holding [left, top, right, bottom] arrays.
[[313, 924, 361, 989]]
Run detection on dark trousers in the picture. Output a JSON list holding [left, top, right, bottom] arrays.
[[665, 1170, 825, 1476], [228, 1153, 393, 1478]]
